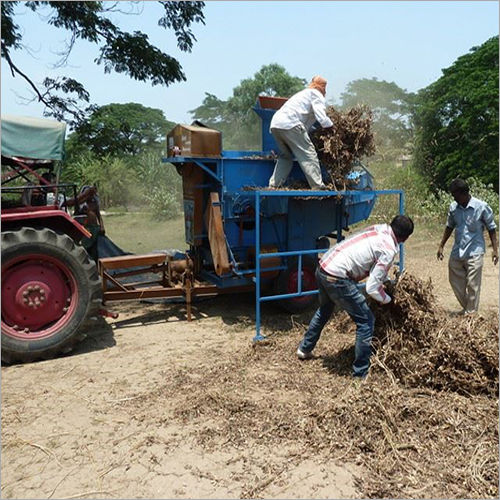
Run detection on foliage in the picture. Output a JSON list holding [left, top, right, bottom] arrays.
[[468, 178, 499, 215], [1, 1, 205, 127], [62, 147, 182, 218], [372, 162, 499, 222], [340, 77, 414, 160], [61, 102, 182, 218], [412, 36, 499, 190], [136, 151, 182, 219], [61, 152, 138, 209], [190, 64, 305, 149], [145, 187, 181, 220], [67, 103, 175, 157]]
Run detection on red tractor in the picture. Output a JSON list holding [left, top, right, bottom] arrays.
[[1, 115, 102, 363]]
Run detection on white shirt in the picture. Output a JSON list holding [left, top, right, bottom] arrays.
[[319, 224, 398, 303], [46, 191, 66, 207], [270, 88, 333, 131]]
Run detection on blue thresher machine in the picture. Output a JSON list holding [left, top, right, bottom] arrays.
[[98, 97, 405, 340]]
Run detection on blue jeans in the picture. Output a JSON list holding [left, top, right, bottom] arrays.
[[299, 268, 375, 377]]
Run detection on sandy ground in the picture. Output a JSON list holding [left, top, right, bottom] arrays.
[[1, 239, 498, 499]]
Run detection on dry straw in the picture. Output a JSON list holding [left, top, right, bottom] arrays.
[[123, 274, 498, 498], [311, 104, 376, 189]]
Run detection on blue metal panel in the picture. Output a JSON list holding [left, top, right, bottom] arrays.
[[223, 216, 286, 249], [199, 269, 255, 288], [345, 191, 378, 226], [221, 157, 275, 191], [252, 106, 279, 152], [287, 197, 342, 251]]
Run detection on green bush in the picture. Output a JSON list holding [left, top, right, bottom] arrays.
[[144, 187, 181, 219], [136, 152, 182, 219], [460, 177, 499, 217], [62, 153, 138, 209], [63, 149, 183, 218], [413, 176, 499, 219], [370, 163, 498, 223]]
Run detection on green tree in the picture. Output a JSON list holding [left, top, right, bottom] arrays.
[[1, 1, 205, 126], [340, 77, 414, 159], [190, 64, 305, 149], [62, 104, 181, 215], [67, 103, 175, 157], [61, 151, 138, 209], [412, 36, 499, 190]]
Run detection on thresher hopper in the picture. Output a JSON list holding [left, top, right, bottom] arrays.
[[99, 97, 389, 330], [1, 115, 102, 363]]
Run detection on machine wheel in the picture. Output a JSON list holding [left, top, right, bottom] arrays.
[[1, 227, 102, 363], [274, 256, 318, 314]]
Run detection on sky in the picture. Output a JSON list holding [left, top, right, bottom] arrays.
[[1, 1, 498, 126]]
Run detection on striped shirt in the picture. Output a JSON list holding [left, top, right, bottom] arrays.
[[320, 224, 398, 303]]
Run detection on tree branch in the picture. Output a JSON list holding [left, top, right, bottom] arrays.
[[52, 31, 77, 69], [1, 43, 52, 108]]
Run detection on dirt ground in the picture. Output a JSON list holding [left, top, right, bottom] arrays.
[[1, 237, 498, 499]]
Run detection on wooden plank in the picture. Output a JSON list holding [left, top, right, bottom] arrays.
[[103, 284, 220, 302], [99, 253, 167, 270], [204, 192, 230, 276]]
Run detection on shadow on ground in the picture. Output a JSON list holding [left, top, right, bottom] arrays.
[[69, 317, 116, 356], [321, 345, 356, 377], [1, 317, 116, 366], [109, 292, 314, 334]]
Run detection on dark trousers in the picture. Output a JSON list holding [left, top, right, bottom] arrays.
[[299, 267, 375, 377]]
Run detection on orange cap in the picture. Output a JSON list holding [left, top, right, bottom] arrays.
[[308, 76, 328, 96]]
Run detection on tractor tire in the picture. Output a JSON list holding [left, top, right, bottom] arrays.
[[274, 256, 318, 314], [1, 227, 102, 363]]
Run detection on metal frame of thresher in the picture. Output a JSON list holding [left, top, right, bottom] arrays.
[[252, 188, 406, 341]]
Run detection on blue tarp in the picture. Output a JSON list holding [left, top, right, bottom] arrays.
[[97, 234, 130, 259]]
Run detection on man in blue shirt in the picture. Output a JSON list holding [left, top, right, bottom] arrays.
[[437, 179, 498, 314]]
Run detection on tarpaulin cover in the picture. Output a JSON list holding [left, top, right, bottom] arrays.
[[97, 234, 130, 259], [1, 115, 66, 160]]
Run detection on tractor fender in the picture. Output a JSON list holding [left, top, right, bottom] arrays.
[[1, 209, 90, 242]]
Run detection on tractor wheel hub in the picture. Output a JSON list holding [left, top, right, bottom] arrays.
[[2, 261, 70, 330], [16, 281, 50, 310]]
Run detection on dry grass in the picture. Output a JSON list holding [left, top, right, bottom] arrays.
[[102, 212, 185, 254], [119, 273, 498, 499], [370, 274, 498, 396]]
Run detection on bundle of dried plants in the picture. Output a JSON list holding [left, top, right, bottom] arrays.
[[311, 104, 376, 189], [369, 273, 498, 396]]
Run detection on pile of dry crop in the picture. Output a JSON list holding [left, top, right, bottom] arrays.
[[311, 104, 376, 189], [368, 274, 498, 396], [122, 273, 498, 498]]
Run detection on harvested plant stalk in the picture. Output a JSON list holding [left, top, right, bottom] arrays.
[[311, 104, 376, 189]]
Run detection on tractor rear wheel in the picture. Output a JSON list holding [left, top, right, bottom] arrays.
[[274, 256, 318, 314], [1, 227, 102, 363]]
